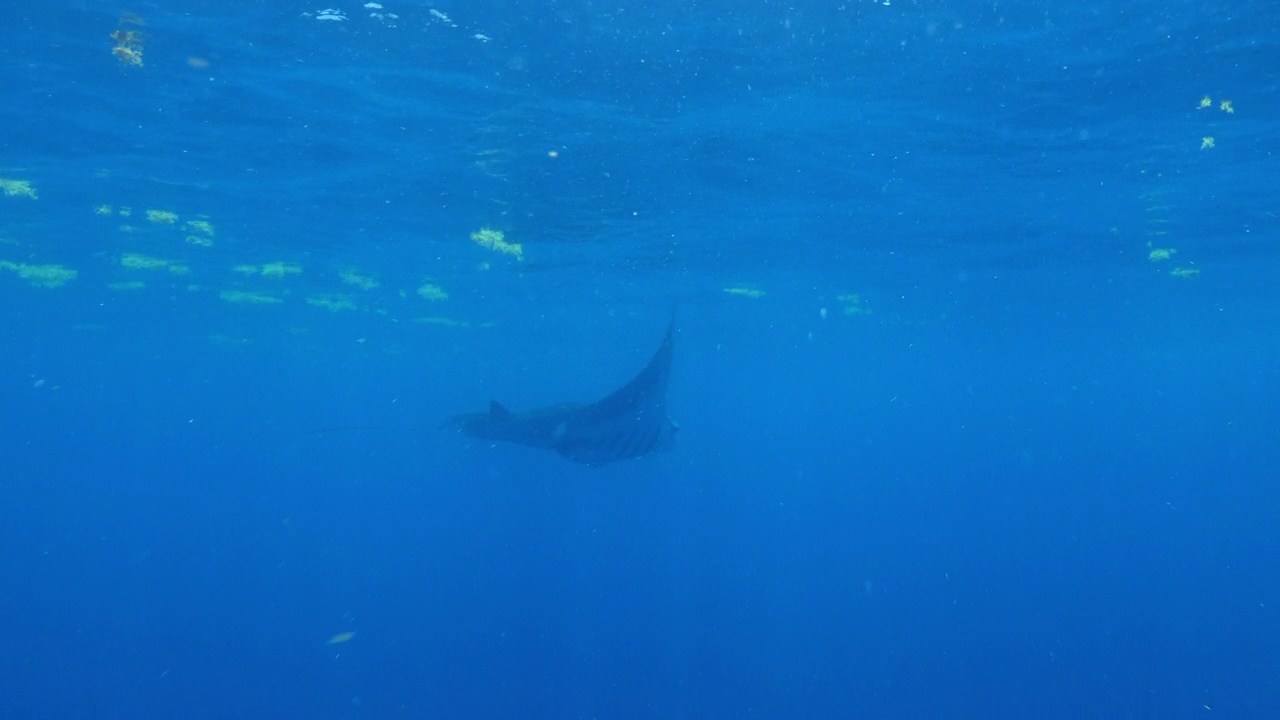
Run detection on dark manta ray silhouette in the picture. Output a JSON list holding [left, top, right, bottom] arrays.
[[448, 313, 678, 466]]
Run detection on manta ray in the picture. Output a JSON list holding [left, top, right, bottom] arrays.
[[448, 313, 678, 466]]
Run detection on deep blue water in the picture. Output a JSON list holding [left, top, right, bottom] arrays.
[[2, 1, 1278, 717]]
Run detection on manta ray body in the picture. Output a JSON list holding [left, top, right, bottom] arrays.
[[449, 314, 677, 466]]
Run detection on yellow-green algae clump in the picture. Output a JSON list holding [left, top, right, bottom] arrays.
[[837, 294, 871, 316], [0, 260, 76, 288], [233, 262, 302, 277], [261, 262, 302, 278], [120, 253, 188, 274], [186, 219, 215, 235], [307, 295, 357, 312], [470, 228, 522, 260], [220, 290, 283, 305], [414, 316, 470, 328], [417, 283, 449, 301], [0, 179, 38, 199], [146, 209, 178, 224], [121, 253, 168, 270], [340, 269, 379, 290], [185, 219, 215, 247], [723, 287, 765, 299]]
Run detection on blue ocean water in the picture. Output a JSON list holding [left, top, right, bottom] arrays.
[[2, 1, 1277, 717]]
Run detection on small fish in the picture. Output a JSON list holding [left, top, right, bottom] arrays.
[[326, 631, 356, 645]]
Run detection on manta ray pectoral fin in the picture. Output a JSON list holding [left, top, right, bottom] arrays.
[[449, 310, 677, 465], [488, 400, 514, 421]]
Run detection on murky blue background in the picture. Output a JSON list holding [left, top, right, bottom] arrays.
[[2, 1, 1277, 717]]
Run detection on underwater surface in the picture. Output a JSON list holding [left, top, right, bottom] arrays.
[[2, 1, 1277, 717]]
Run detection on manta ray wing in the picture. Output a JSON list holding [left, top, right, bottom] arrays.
[[449, 311, 678, 466], [549, 313, 676, 465]]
